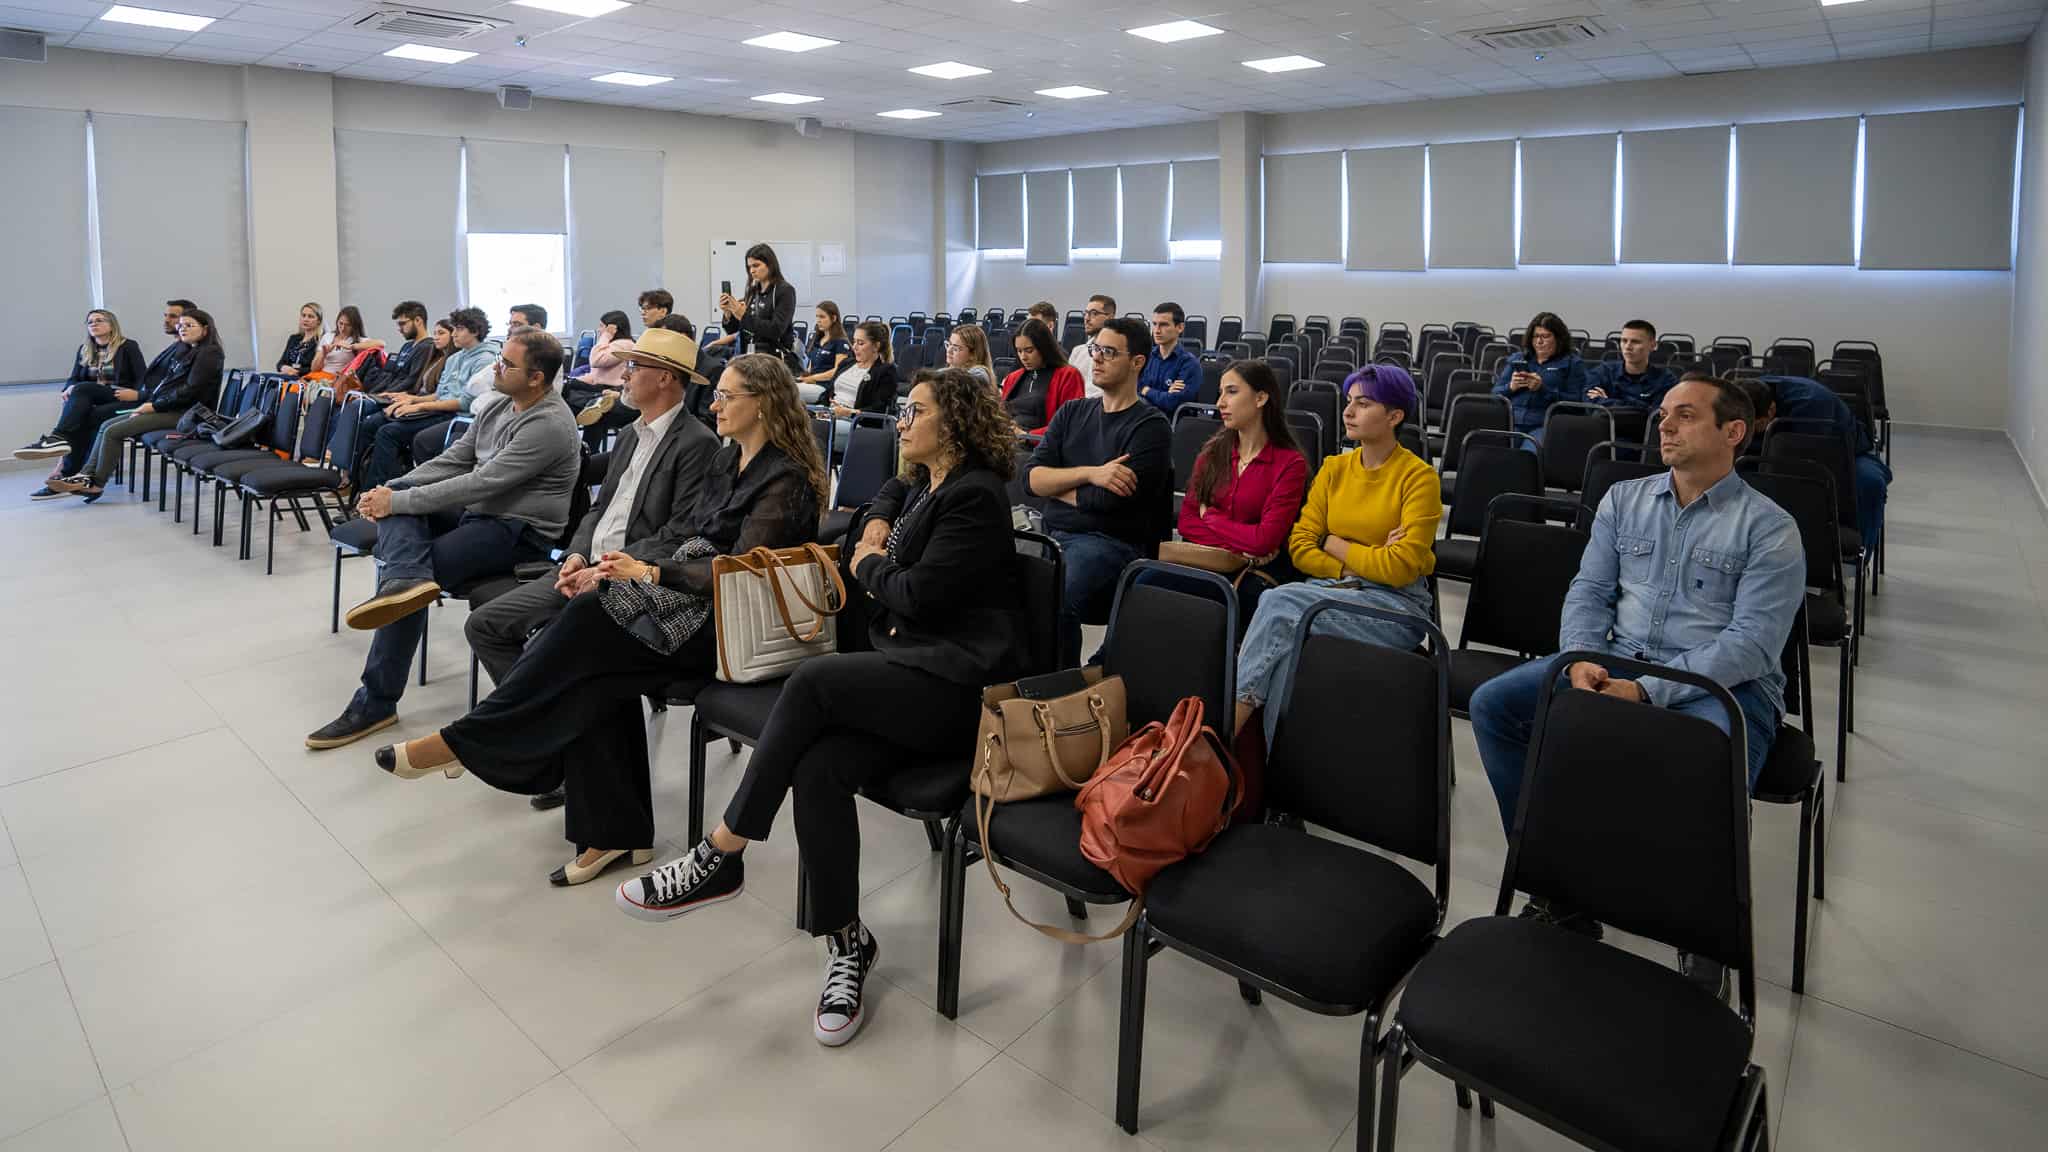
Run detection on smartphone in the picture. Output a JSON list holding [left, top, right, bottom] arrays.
[[720, 279, 732, 298]]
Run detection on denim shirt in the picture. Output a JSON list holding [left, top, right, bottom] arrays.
[[1561, 469, 1804, 716]]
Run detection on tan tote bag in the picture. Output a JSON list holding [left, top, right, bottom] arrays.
[[712, 543, 845, 683]]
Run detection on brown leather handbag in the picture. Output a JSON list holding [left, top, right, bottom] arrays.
[[1157, 540, 1279, 590], [1077, 696, 1242, 896]]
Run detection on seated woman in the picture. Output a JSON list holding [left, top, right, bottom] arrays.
[[566, 310, 639, 449], [275, 302, 322, 378], [796, 300, 852, 405], [999, 318, 1085, 436], [943, 322, 995, 385], [1176, 358, 1308, 617], [371, 352, 827, 886], [614, 367, 1022, 1048], [48, 308, 225, 503], [1492, 310, 1585, 445], [16, 309, 146, 491], [306, 305, 384, 383], [1231, 364, 1440, 742], [820, 320, 900, 450]]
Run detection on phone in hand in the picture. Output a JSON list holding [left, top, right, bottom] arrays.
[[720, 279, 733, 298]]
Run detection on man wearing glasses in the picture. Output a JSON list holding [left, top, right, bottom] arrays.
[[307, 329, 582, 751], [1067, 293, 1116, 400], [1026, 316, 1172, 666]]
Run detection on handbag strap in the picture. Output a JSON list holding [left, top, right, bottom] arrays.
[[974, 735, 1142, 944], [1030, 692, 1114, 791], [735, 544, 847, 644]]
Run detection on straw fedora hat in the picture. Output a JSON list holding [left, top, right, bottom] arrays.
[[616, 327, 709, 385]]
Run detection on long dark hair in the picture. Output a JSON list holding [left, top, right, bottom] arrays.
[[742, 243, 786, 302], [1014, 317, 1064, 373], [1521, 311, 1573, 362], [180, 307, 224, 354], [813, 300, 845, 346], [904, 367, 1018, 487], [334, 305, 364, 342], [1192, 359, 1295, 508], [599, 309, 633, 340]]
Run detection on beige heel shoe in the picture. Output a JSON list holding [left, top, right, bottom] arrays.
[[551, 848, 655, 888], [374, 742, 465, 780]]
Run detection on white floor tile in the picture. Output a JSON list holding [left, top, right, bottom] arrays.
[[0, 1098, 127, 1152], [0, 867, 51, 982], [0, 965, 105, 1142], [431, 1076, 632, 1152], [884, 1054, 1160, 1152]]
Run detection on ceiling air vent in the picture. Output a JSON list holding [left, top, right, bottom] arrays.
[[939, 96, 1029, 110], [1467, 20, 1602, 52], [352, 5, 507, 40]]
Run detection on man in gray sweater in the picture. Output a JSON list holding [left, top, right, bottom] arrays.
[[307, 329, 582, 750]]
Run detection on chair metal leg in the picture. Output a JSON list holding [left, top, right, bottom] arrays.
[[331, 551, 342, 634], [1836, 648, 1850, 783], [160, 455, 171, 513], [1065, 896, 1088, 920], [1479, 1094, 1494, 1118], [1376, 1026, 1406, 1149], [1114, 917, 1150, 1133], [1792, 785, 1814, 994], [468, 654, 479, 710], [1813, 777, 1827, 902], [1455, 1085, 1472, 1110], [922, 820, 944, 853], [265, 498, 280, 574], [795, 855, 811, 932], [416, 615, 428, 686], [938, 819, 968, 1019], [1751, 1077, 1772, 1151], [139, 449, 150, 500], [1842, 640, 1854, 735], [1355, 1013, 1379, 1152], [1239, 981, 1262, 1006], [687, 713, 708, 846], [288, 497, 311, 532], [193, 471, 204, 535]]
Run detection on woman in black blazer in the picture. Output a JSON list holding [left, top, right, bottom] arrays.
[[613, 366, 1022, 1049], [717, 242, 799, 362], [54, 307, 226, 501]]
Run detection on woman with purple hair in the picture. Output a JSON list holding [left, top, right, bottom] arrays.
[[1232, 363, 1442, 742]]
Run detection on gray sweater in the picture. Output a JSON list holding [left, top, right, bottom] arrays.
[[388, 389, 581, 539]]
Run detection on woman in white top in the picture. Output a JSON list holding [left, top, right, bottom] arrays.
[[308, 305, 383, 381], [822, 320, 899, 452]]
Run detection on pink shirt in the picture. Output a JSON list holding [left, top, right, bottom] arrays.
[[585, 335, 634, 387], [1177, 440, 1308, 558]]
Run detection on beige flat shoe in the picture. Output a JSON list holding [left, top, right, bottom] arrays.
[[551, 848, 655, 887], [374, 742, 465, 780]]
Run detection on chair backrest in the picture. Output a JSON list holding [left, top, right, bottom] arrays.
[[956, 307, 977, 326], [1439, 394, 1511, 473], [1242, 333, 1268, 359], [262, 383, 303, 453], [1217, 340, 1251, 362], [1012, 530, 1064, 678], [1373, 349, 1412, 374], [1764, 427, 1856, 532], [1538, 402, 1616, 492], [1737, 459, 1845, 596], [1424, 352, 1472, 415], [290, 387, 335, 463], [1507, 657, 1756, 985], [1267, 356, 1295, 396], [1313, 361, 1353, 387], [1395, 421, 1426, 461], [1169, 407, 1222, 494], [1764, 339, 1815, 378], [1285, 409, 1327, 473], [321, 393, 375, 481], [1008, 440, 1043, 511], [572, 331, 597, 372], [1706, 341, 1749, 376], [1183, 315, 1208, 350], [1287, 382, 1341, 460], [834, 422, 895, 509], [811, 415, 835, 464], [1447, 430, 1541, 537], [1266, 313, 1296, 345], [1268, 602, 1450, 885], [1197, 357, 1226, 405], [1460, 498, 1588, 658], [1830, 341, 1885, 410], [1215, 316, 1243, 347], [1577, 446, 1664, 529], [1102, 562, 1237, 736]]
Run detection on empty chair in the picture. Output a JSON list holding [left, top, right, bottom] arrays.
[[1422, 352, 1473, 429], [1446, 497, 1588, 714], [1287, 382, 1340, 461], [1242, 333, 1268, 358], [1169, 405, 1223, 495], [1197, 356, 1227, 406], [1740, 457, 1856, 784], [1373, 349, 1412, 375], [1434, 430, 1540, 584], [956, 307, 977, 326], [1764, 338, 1816, 377], [1266, 313, 1296, 344], [1182, 315, 1208, 350], [1538, 402, 1616, 494], [1215, 315, 1244, 348], [1218, 340, 1251, 362], [1830, 341, 1889, 460], [1576, 442, 1664, 530], [1285, 409, 1328, 472], [1432, 389, 1510, 473]]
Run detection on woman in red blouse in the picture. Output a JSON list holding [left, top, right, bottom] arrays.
[[1178, 359, 1308, 573], [999, 318, 1086, 436]]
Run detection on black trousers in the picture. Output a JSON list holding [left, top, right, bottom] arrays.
[[53, 384, 128, 477], [443, 592, 713, 850], [722, 651, 982, 935]]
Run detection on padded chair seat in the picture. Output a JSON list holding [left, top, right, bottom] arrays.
[[1440, 475, 1456, 505], [211, 456, 297, 484], [861, 755, 971, 817], [1806, 591, 1848, 645], [1838, 526, 1862, 560], [1752, 724, 1819, 804], [140, 429, 184, 449], [1448, 648, 1524, 714], [186, 448, 278, 475], [239, 464, 343, 495], [961, 791, 1126, 899], [820, 508, 857, 548], [1433, 536, 1479, 581], [330, 516, 379, 553], [665, 677, 711, 705], [1146, 823, 1436, 1007], [693, 680, 786, 743], [169, 440, 228, 463], [1400, 916, 1751, 1152]]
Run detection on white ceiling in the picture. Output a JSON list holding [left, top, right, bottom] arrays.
[[7, 0, 2044, 141]]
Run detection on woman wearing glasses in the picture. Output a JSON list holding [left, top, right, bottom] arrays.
[[616, 366, 1023, 1049], [943, 322, 995, 385], [373, 353, 825, 888], [16, 309, 145, 491]]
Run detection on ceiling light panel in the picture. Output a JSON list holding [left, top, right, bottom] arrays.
[[908, 61, 991, 79], [512, 0, 630, 16], [384, 43, 476, 64], [99, 5, 213, 32], [1126, 20, 1223, 44], [593, 71, 671, 86], [1243, 55, 1323, 74], [752, 91, 823, 104], [878, 108, 941, 119], [1035, 85, 1107, 99], [742, 31, 839, 52]]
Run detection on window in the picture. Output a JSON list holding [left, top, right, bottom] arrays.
[[465, 233, 566, 334]]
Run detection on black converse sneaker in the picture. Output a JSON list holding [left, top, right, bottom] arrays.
[[614, 838, 743, 922], [815, 923, 879, 1047]]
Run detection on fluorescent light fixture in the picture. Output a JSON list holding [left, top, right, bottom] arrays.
[[1035, 85, 1106, 99], [593, 70, 671, 86], [385, 43, 477, 64], [1243, 55, 1323, 74], [742, 30, 838, 52], [878, 108, 941, 119], [512, 0, 629, 15], [751, 91, 822, 104], [908, 60, 990, 79], [99, 5, 213, 32], [1126, 19, 1222, 43], [1818, 0, 1868, 5]]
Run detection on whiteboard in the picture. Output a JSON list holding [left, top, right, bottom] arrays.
[[709, 239, 815, 324]]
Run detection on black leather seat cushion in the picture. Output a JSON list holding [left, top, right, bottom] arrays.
[[239, 464, 344, 495], [960, 791, 1126, 899], [1806, 591, 1848, 646], [693, 680, 786, 743], [1448, 648, 1524, 714], [1399, 916, 1752, 1152], [664, 677, 711, 705], [1752, 724, 1819, 804], [330, 517, 379, 553], [1433, 536, 1479, 581], [211, 456, 297, 484], [1147, 823, 1436, 1007]]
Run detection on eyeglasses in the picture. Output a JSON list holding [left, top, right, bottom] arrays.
[[947, 342, 967, 354], [496, 355, 526, 374], [1084, 307, 1110, 317], [711, 387, 754, 407], [895, 400, 928, 426], [1086, 341, 1126, 360]]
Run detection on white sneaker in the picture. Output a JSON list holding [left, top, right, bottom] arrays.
[[815, 922, 879, 1047]]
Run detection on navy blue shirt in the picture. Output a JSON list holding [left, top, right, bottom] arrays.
[[1764, 375, 1874, 457], [807, 337, 850, 376], [1137, 341, 1202, 414], [1580, 360, 1676, 410], [1492, 351, 1587, 432]]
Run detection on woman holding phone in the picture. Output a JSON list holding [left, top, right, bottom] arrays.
[[1491, 310, 1584, 445], [718, 243, 798, 368]]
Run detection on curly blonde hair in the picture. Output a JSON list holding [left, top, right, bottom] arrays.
[[902, 367, 1019, 486], [723, 353, 830, 509]]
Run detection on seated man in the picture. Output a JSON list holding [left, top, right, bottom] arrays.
[[1737, 374, 1891, 555], [1468, 374, 1802, 992], [1024, 316, 1171, 666], [1579, 318, 1675, 443], [463, 329, 720, 810], [306, 329, 583, 750], [358, 300, 437, 401], [1136, 301, 1202, 415], [359, 307, 501, 490]]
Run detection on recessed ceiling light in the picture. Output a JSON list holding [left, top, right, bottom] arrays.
[[1126, 20, 1223, 43], [1243, 55, 1323, 74], [742, 31, 838, 52], [752, 91, 823, 104], [593, 71, 671, 86], [908, 60, 990, 79], [385, 43, 477, 64], [877, 108, 941, 119], [512, 0, 629, 16], [98, 5, 213, 32], [1035, 85, 1106, 99]]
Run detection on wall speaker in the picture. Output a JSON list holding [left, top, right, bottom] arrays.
[[795, 116, 823, 139], [497, 85, 532, 111], [0, 28, 46, 63]]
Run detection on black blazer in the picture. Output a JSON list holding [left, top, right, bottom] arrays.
[[140, 342, 223, 413], [566, 407, 722, 562], [834, 360, 899, 414], [275, 333, 317, 376], [722, 280, 797, 355], [853, 465, 1021, 685], [66, 340, 145, 390]]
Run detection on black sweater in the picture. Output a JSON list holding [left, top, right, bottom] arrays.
[[138, 342, 224, 413], [722, 280, 797, 355], [1024, 398, 1172, 554], [852, 467, 1022, 685], [651, 441, 820, 594], [66, 340, 146, 390]]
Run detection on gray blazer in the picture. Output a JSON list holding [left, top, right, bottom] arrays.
[[565, 407, 722, 563]]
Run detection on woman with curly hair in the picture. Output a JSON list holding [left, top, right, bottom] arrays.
[[615, 366, 1024, 1049]]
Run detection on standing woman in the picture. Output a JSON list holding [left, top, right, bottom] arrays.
[[17, 310, 146, 486], [616, 366, 1023, 1049], [50, 308, 225, 502], [719, 243, 798, 366], [797, 301, 851, 403], [308, 305, 383, 381], [276, 303, 323, 377], [1177, 359, 1308, 611], [944, 323, 995, 385], [1492, 310, 1584, 444], [999, 318, 1085, 436]]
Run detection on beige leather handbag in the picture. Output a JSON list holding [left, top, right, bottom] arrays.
[[711, 543, 845, 683]]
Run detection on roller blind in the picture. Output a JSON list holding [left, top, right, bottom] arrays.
[[1519, 133, 1617, 266], [569, 145, 663, 333], [977, 172, 1023, 249], [1344, 146, 1425, 271], [1171, 158, 1221, 241], [93, 113, 253, 366], [1071, 166, 1119, 249], [1861, 105, 2020, 271], [1621, 126, 1729, 264], [1427, 139, 1516, 269], [0, 108, 91, 383], [1263, 151, 1342, 263], [464, 139, 566, 235], [1025, 169, 1071, 265], [337, 130, 461, 345], [1120, 162, 1170, 264], [1734, 118, 1857, 266]]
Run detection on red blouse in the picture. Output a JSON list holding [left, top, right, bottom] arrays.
[[1177, 439, 1309, 558]]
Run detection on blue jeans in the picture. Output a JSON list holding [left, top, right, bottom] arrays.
[[1051, 529, 1140, 668], [360, 409, 452, 490], [1855, 452, 1890, 555], [1236, 578, 1435, 746], [348, 510, 549, 717], [1470, 657, 1778, 836]]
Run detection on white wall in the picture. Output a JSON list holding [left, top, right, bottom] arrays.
[[2013, 24, 2048, 504]]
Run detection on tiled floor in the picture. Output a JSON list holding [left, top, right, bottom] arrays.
[[1, 426, 2044, 1151]]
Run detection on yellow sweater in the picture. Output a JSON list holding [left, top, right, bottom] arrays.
[[1288, 445, 1442, 586]]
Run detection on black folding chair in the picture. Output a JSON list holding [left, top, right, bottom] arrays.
[[1576, 442, 1664, 530], [1537, 402, 1616, 495], [1739, 458, 1854, 782], [1169, 406, 1222, 497], [1446, 496, 1589, 715], [1434, 430, 1539, 584]]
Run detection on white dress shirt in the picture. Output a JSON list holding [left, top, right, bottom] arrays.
[[588, 404, 680, 557], [1068, 339, 1100, 399]]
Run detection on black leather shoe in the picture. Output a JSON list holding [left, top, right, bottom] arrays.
[[305, 709, 396, 750], [530, 785, 567, 811]]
